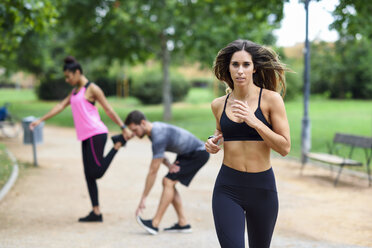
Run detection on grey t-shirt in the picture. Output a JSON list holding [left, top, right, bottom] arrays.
[[150, 122, 205, 159]]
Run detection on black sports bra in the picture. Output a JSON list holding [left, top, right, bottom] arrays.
[[220, 88, 272, 141]]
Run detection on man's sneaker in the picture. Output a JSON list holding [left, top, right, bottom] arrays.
[[163, 223, 192, 233], [78, 211, 103, 222], [136, 216, 158, 235], [111, 134, 127, 147]]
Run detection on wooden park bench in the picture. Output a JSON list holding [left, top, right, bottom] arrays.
[[301, 133, 372, 186]]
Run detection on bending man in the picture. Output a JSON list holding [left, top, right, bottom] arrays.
[[125, 110, 210, 235]]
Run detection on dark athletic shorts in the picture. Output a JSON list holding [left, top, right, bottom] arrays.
[[165, 150, 210, 186]]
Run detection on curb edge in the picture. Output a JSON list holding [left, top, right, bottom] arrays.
[[0, 149, 19, 202]]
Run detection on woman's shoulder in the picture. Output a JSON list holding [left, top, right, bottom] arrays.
[[87, 82, 103, 94], [262, 89, 285, 111], [87, 81, 98, 89], [212, 95, 228, 105], [211, 95, 228, 108], [211, 95, 228, 116], [262, 88, 283, 102]]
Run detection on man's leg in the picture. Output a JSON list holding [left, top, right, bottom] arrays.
[[171, 188, 188, 226], [154, 151, 209, 229], [152, 177, 177, 227]]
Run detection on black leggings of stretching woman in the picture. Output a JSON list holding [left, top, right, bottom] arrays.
[[82, 133, 117, 207]]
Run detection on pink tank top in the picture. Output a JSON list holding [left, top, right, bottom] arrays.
[[70, 83, 108, 141]]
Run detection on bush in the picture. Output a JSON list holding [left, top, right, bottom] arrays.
[[284, 69, 302, 101], [37, 72, 118, 100], [94, 77, 117, 97], [215, 81, 229, 96], [131, 70, 190, 105], [311, 39, 372, 99], [0, 76, 17, 89], [37, 73, 72, 100], [190, 78, 213, 88], [0, 82, 16, 89], [279, 57, 303, 101]]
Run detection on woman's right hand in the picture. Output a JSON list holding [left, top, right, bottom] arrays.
[[29, 120, 41, 131], [205, 134, 223, 154], [122, 128, 134, 141]]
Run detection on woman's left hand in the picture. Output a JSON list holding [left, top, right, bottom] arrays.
[[232, 100, 258, 128]]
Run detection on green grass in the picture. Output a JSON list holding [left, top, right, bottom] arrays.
[[184, 87, 215, 104], [0, 89, 37, 102], [286, 98, 372, 162], [0, 142, 35, 190], [1, 87, 371, 167], [0, 144, 13, 189]]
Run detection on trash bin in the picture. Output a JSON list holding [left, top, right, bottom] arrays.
[[22, 116, 44, 145], [22, 116, 44, 166]]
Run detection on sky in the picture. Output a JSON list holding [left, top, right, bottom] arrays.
[[274, 0, 339, 47]]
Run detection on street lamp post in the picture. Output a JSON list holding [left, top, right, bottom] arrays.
[[302, 0, 311, 164]]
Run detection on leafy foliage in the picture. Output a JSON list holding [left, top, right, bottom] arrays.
[[331, 0, 372, 40], [0, 0, 58, 68], [62, 0, 285, 65], [303, 0, 372, 99], [310, 39, 372, 99], [37, 73, 71, 100], [2, 0, 287, 117], [57, 0, 286, 119], [94, 77, 117, 97], [284, 66, 302, 101], [131, 69, 190, 105]]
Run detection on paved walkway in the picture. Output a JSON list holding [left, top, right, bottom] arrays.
[[0, 126, 371, 248]]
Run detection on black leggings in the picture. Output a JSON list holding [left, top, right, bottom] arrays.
[[212, 164, 278, 248], [82, 133, 117, 207]]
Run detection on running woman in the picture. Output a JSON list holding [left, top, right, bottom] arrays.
[[205, 40, 291, 248], [30, 56, 131, 222], [124, 110, 210, 235]]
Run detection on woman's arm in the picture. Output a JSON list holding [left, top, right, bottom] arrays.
[[232, 92, 290, 156], [257, 93, 290, 156], [205, 97, 224, 154], [91, 84, 131, 139], [29, 93, 71, 130]]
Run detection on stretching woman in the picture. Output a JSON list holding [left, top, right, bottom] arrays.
[[205, 40, 291, 247], [30, 56, 131, 222]]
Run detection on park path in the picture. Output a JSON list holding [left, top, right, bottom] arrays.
[[0, 126, 371, 248]]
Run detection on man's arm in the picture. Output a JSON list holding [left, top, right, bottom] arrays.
[[162, 156, 180, 174], [162, 156, 171, 168], [135, 158, 163, 216]]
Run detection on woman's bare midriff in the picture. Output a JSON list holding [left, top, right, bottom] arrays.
[[223, 141, 271, 172]]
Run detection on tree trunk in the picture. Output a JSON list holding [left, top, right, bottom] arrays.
[[161, 32, 172, 121]]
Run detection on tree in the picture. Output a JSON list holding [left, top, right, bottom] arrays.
[[0, 0, 58, 69], [308, 0, 372, 99], [62, 0, 286, 121], [331, 0, 372, 40], [310, 39, 372, 99], [2, 1, 286, 119]]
